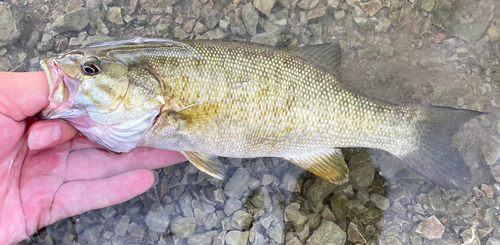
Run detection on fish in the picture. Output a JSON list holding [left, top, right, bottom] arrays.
[[38, 37, 484, 191]]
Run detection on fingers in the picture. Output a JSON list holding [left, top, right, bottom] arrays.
[[64, 147, 186, 181], [48, 169, 155, 225], [0, 72, 49, 121], [27, 119, 79, 150]]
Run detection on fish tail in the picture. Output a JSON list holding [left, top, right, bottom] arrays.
[[398, 105, 485, 191]]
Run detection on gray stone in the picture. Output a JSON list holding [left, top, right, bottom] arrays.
[[203, 28, 227, 40], [52, 7, 89, 33], [224, 168, 250, 199], [101, 207, 117, 219], [385, 236, 402, 245], [187, 233, 213, 245], [251, 187, 271, 208], [262, 174, 274, 186], [306, 221, 346, 245], [251, 32, 281, 46], [348, 152, 375, 190], [461, 226, 480, 245], [428, 187, 446, 213], [415, 215, 444, 240], [29, 57, 40, 70], [333, 10, 345, 21], [327, 0, 339, 8], [201, 10, 221, 29], [106, 7, 123, 25], [287, 237, 304, 245], [306, 178, 338, 213], [179, 192, 194, 217], [68, 32, 87, 48], [0, 3, 25, 46], [145, 204, 170, 233], [224, 197, 242, 216], [482, 137, 500, 165], [248, 177, 261, 190], [242, 3, 259, 36], [37, 34, 54, 52], [231, 210, 252, 230], [358, 45, 379, 59], [269, 224, 284, 243], [80, 224, 104, 244], [375, 17, 391, 32], [370, 193, 390, 211], [96, 18, 109, 35], [203, 212, 218, 230], [156, 18, 172, 37], [254, 0, 276, 16], [173, 26, 189, 39], [170, 217, 196, 238], [487, 237, 500, 245], [360, 0, 381, 17], [359, 207, 382, 224], [307, 4, 326, 20], [417, 0, 434, 12], [65, 0, 83, 13], [114, 215, 129, 236], [330, 194, 349, 220], [354, 17, 367, 28], [348, 221, 366, 243], [285, 203, 307, 230], [130, 225, 144, 243], [260, 213, 274, 229], [0, 58, 11, 71], [226, 230, 249, 245]]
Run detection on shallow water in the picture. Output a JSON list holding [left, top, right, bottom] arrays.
[[2, 0, 499, 244]]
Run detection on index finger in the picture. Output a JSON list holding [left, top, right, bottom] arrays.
[[0, 71, 49, 121]]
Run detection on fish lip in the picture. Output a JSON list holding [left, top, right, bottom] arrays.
[[38, 58, 79, 119]]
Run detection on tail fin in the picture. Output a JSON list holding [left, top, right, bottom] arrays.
[[400, 105, 485, 191]]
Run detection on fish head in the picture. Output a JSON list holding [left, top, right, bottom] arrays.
[[38, 48, 165, 152]]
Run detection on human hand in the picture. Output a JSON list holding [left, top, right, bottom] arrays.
[[0, 72, 186, 244]]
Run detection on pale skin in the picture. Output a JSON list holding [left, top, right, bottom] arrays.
[[0, 72, 187, 244]]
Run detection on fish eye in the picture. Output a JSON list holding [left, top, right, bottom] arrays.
[[81, 57, 101, 76]]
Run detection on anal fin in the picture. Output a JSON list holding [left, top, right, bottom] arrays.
[[181, 151, 226, 179], [285, 149, 349, 183]]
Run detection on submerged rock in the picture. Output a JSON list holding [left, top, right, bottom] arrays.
[[415, 215, 444, 240], [306, 220, 346, 245], [52, 7, 89, 33], [0, 3, 25, 46]]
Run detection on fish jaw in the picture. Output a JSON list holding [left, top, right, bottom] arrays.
[[38, 58, 84, 119]]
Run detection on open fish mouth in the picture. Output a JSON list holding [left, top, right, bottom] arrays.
[[38, 58, 80, 119]]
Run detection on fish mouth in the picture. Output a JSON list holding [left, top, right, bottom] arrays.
[[38, 58, 80, 119]]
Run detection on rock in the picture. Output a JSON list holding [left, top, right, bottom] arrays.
[[145, 204, 170, 233], [96, 18, 109, 35], [375, 17, 391, 32], [488, 25, 500, 42], [354, 17, 367, 28], [321, 205, 336, 222], [130, 225, 144, 243], [29, 57, 40, 70], [433, 0, 493, 42], [37, 34, 54, 52], [360, 0, 381, 17], [156, 18, 172, 37], [333, 10, 345, 21], [348, 152, 375, 189], [487, 237, 500, 245], [370, 193, 390, 211], [269, 224, 284, 243], [385, 236, 403, 245], [482, 137, 500, 165], [348, 221, 366, 243], [226, 230, 249, 245], [65, 0, 83, 13], [52, 7, 89, 33], [297, 224, 310, 241], [107, 7, 124, 25], [101, 207, 117, 219], [170, 217, 196, 238], [231, 210, 252, 230], [68, 32, 87, 48], [306, 178, 338, 213], [203, 212, 218, 230], [287, 237, 304, 245], [327, 0, 339, 8], [201, 10, 221, 29], [461, 226, 480, 245], [224, 197, 242, 216], [307, 4, 326, 20], [242, 3, 259, 36], [250, 32, 281, 46], [173, 26, 189, 39], [254, 0, 275, 16], [187, 233, 213, 245], [114, 215, 129, 236], [251, 187, 271, 208], [415, 215, 444, 240], [285, 203, 307, 230], [224, 168, 250, 199], [358, 45, 379, 59], [417, 0, 434, 12], [359, 207, 382, 224], [202, 28, 227, 40], [306, 220, 346, 245], [80, 225, 104, 244], [330, 194, 349, 220], [0, 3, 25, 46], [428, 187, 446, 213], [260, 213, 274, 229]]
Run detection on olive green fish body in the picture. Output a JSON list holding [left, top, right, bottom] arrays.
[[39, 38, 483, 190]]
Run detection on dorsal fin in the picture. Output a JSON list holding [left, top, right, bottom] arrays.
[[287, 43, 342, 79]]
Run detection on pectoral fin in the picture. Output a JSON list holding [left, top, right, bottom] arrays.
[[181, 151, 226, 179], [175, 103, 222, 131], [285, 149, 348, 183]]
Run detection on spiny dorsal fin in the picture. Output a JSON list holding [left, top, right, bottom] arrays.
[[181, 151, 226, 179], [287, 43, 342, 79], [285, 149, 349, 183]]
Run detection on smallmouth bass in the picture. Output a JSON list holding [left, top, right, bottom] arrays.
[[38, 38, 484, 191]]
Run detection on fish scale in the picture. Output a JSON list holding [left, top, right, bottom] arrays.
[[39, 38, 484, 190]]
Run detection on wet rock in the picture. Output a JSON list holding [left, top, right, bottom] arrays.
[[80, 225, 104, 244], [145, 203, 169, 233], [375, 17, 391, 32], [130, 225, 144, 243], [250, 32, 281, 46], [307, 4, 326, 21], [482, 137, 500, 165], [203, 28, 227, 40], [306, 220, 346, 245], [242, 3, 259, 36], [269, 224, 284, 243], [231, 210, 252, 230], [297, 224, 310, 241], [225, 230, 249, 245], [37, 34, 54, 52], [359, 207, 382, 224], [203, 212, 218, 230], [224, 168, 250, 199], [330, 194, 349, 221], [101, 207, 117, 219], [328, 0, 339, 8], [201, 10, 221, 29], [348, 221, 366, 243], [260, 213, 274, 229], [68, 32, 87, 48], [251, 187, 271, 208], [114, 215, 129, 236], [306, 178, 338, 213], [433, 0, 493, 42], [170, 217, 196, 238], [385, 236, 403, 245], [65, 0, 83, 13], [358, 45, 379, 59], [287, 237, 304, 245], [187, 233, 213, 245], [348, 152, 375, 190], [52, 7, 89, 33], [320, 205, 336, 222], [415, 215, 444, 240], [461, 226, 480, 245], [156, 18, 172, 37], [333, 10, 345, 21], [417, 0, 434, 12], [0, 3, 25, 46], [254, 0, 275, 16], [29, 57, 40, 70], [354, 17, 367, 27], [96, 18, 109, 35], [487, 237, 500, 245], [224, 197, 242, 216], [360, 0, 381, 17], [107, 7, 124, 25], [428, 187, 446, 213], [179, 192, 194, 217], [285, 203, 307, 230], [173, 26, 189, 39], [488, 25, 500, 42], [370, 193, 390, 210]]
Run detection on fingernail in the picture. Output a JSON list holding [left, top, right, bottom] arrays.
[[28, 124, 62, 150]]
